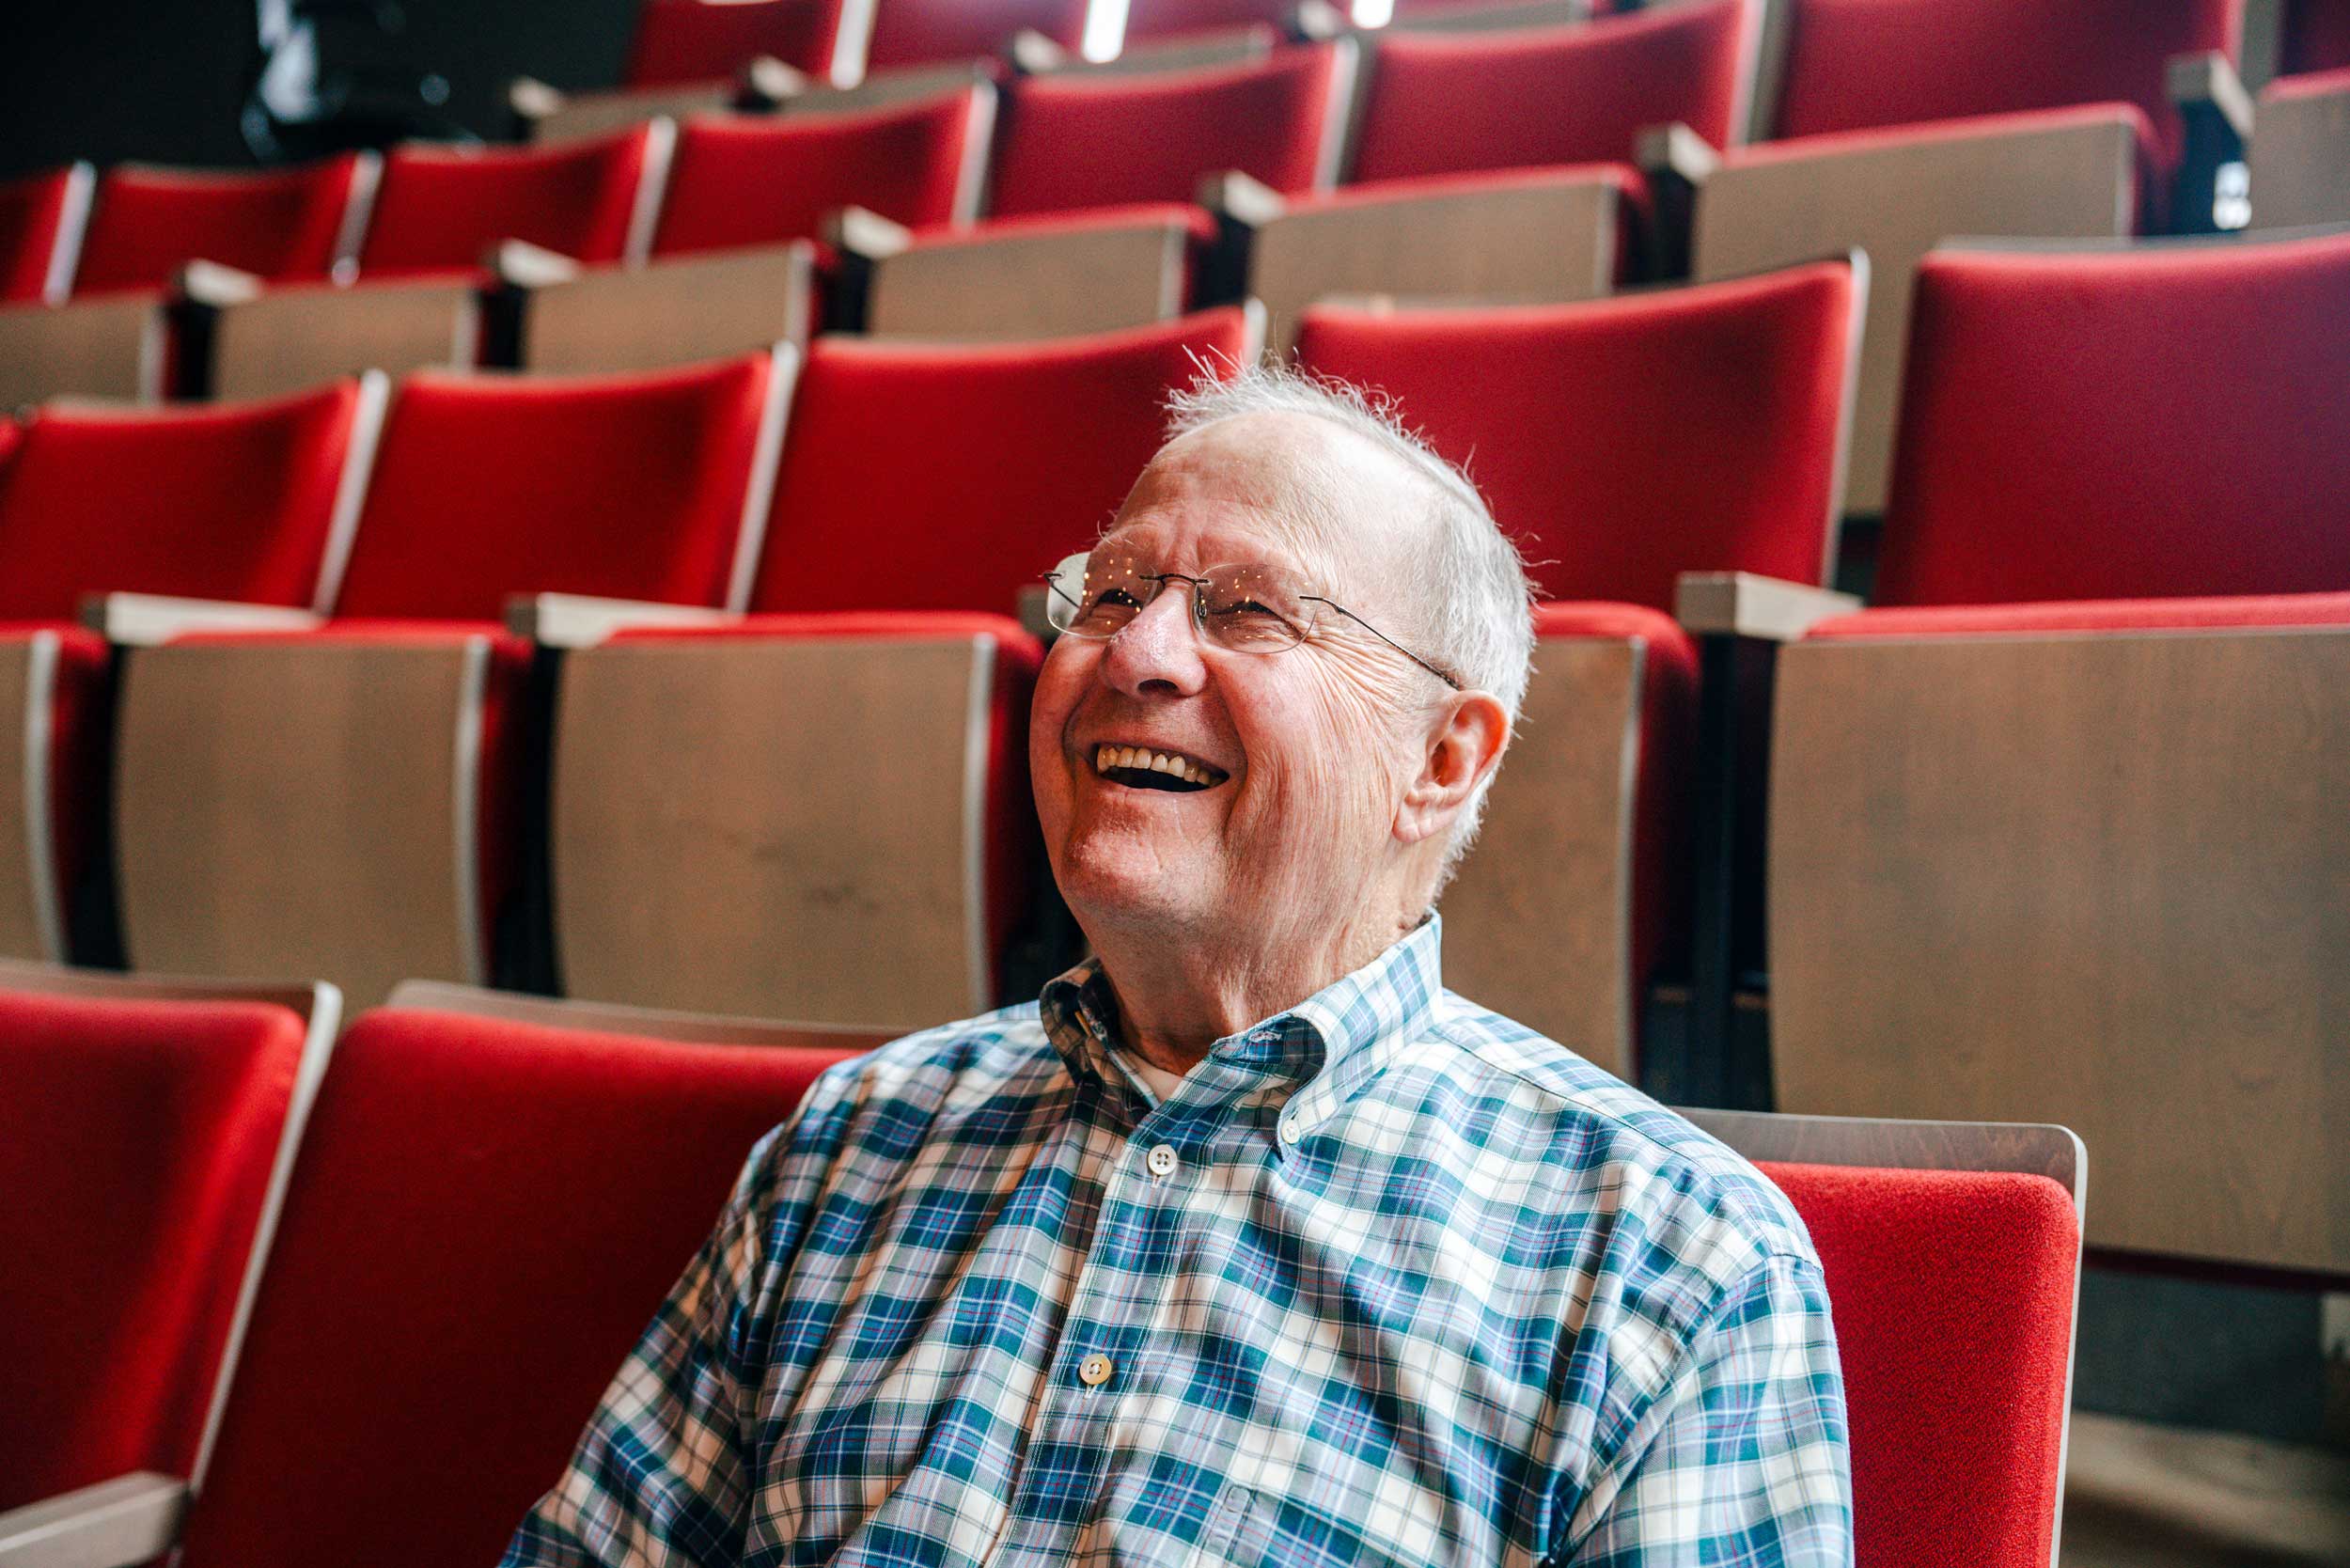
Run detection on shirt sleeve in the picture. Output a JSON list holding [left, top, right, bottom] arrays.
[[1562, 1253, 1854, 1566], [499, 1131, 782, 1568]]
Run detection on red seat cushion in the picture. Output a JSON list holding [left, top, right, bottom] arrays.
[[0, 987, 307, 1509], [654, 91, 985, 255], [746, 307, 1253, 619], [1759, 1161, 2078, 1568], [72, 157, 358, 296], [989, 45, 1341, 218], [628, 0, 847, 84], [1349, 1, 1753, 185], [864, 0, 1090, 71], [0, 380, 365, 621], [330, 353, 777, 620], [360, 129, 652, 276], [614, 609, 1043, 966], [1769, 0, 2237, 172], [1534, 602, 1698, 1011], [1876, 231, 2350, 607], [174, 1007, 864, 1568], [1293, 259, 1857, 612], [0, 166, 80, 304]]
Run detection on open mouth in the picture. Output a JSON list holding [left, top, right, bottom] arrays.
[[1093, 744, 1228, 793]]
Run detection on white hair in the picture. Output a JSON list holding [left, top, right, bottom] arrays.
[[1162, 366, 1537, 880]]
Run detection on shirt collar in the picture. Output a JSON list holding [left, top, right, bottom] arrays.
[[1040, 917, 1446, 1142]]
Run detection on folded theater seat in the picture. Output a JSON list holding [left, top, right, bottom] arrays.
[[1659, 0, 2241, 513], [1685, 1108, 2085, 1568], [2250, 65, 2350, 227], [0, 982, 883, 1568], [503, 85, 995, 370], [176, 125, 667, 402], [545, 306, 1253, 1026], [0, 157, 363, 407], [0, 963, 337, 1545], [0, 379, 380, 964], [1704, 229, 2350, 1278], [103, 351, 789, 1010], [1292, 258, 1863, 1077]]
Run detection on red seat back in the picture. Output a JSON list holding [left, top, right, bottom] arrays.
[[1120, 0, 1294, 42], [2285, 0, 2350, 73], [628, 0, 848, 84], [330, 353, 780, 620], [1350, 1, 1754, 184], [1759, 1161, 2077, 1568], [1772, 0, 2239, 169], [72, 158, 359, 297], [745, 307, 1252, 619], [0, 165, 85, 304], [989, 45, 1343, 217], [864, 0, 1090, 71], [1877, 231, 2350, 607], [359, 129, 653, 276], [0, 381, 368, 622], [174, 1006, 864, 1568], [0, 986, 309, 1509], [1294, 259, 1858, 612], [653, 90, 986, 255]]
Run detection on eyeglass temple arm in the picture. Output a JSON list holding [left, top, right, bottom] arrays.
[[1302, 596, 1464, 691]]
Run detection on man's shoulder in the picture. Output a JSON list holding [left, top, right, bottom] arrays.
[[1414, 992, 1820, 1285], [796, 1000, 1062, 1118]]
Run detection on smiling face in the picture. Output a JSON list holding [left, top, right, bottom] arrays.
[[1031, 412, 1456, 970]]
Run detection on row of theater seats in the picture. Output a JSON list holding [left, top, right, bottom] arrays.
[[0, 958, 2085, 1568], [1, 226, 2342, 1274]]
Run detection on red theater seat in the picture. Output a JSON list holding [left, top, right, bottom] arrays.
[[0, 164, 88, 304], [108, 353, 788, 1009], [652, 88, 991, 255], [0, 965, 335, 1514], [1768, 0, 2237, 173], [1293, 258, 1860, 612], [1875, 229, 2350, 607], [165, 987, 881, 1568], [864, 0, 1091, 72], [628, 0, 849, 84], [2285, 0, 2350, 74], [1687, 1109, 2083, 1568], [359, 127, 659, 275], [1119, 0, 1297, 43], [1348, 1, 1755, 184], [748, 306, 1252, 618], [70, 158, 361, 297], [987, 44, 1349, 217]]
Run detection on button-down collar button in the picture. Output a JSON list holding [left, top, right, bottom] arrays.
[[1279, 1113, 1302, 1145], [1146, 1143, 1178, 1178], [1078, 1353, 1114, 1387]]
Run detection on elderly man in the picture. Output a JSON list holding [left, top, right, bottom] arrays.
[[505, 370, 1852, 1566]]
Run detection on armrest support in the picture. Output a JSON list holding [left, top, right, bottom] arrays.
[[741, 55, 807, 105], [1198, 171, 1286, 306], [488, 239, 584, 290], [0, 1472, 187, 1568], [82, 592, 324, 648], [2167, 51, 2254, 233], [1635, 121, 1720, 281], [508, 74, 565, 127], [1008, 28, 1071, 74], [175, 259, 264, 309], [1675, 572, 1858, 644], [505, 592, 739, 650], [1291, 0, 1351, 41], [826, 205, 913, 263], [1199, 169, 1287, 230]]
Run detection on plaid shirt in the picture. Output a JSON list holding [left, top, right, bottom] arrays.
[[505, 919, 1852, 1567]]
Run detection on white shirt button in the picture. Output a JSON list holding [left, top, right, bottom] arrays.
[[1078, 1353, 1114, 1387], [1279, 1114, 1302, 1144], [1146, 1143, 1179, 1178]]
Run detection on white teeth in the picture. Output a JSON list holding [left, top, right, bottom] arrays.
[[1093, 744, 1222, 785]]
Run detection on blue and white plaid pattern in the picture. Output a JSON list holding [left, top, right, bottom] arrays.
[[505, 919, 1852, 1566]]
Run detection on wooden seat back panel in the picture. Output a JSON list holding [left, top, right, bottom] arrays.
[[2250, 79, 2350, 228], [525, 246, 815, 372], [868, 220, 1190, 339], [0, 295, 159, 407], [208, 280, 476, 404], [1769, 629, 2350, 1273]]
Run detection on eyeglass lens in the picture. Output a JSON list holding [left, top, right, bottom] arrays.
[[1048, 548, 1314, 652]]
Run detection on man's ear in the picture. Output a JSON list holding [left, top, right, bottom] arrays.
[[1395, 692, 1510, 847]]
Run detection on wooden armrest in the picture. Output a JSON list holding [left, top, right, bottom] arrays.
[[2168, 50, 2253, 142], [489, 239, 584, 290], [1008, 27, 1071, 74], [82, 592, 323, 647], [508, 75, 566, 123], [505, 592, 739, 649], [0, 1472, 188, 1568], [826, 205, 914, 263], [744, 55, 811, 103], [1637, 121, 1721, 186], [1292, 0, 1350, 41], [1200, 169, 1287, 229], [175, 259, 263, 308], [1674, 572, 1857, 643]]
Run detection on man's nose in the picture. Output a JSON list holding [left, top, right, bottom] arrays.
[[1100, 586, 1209, 698]]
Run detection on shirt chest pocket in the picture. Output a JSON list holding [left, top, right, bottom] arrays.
[[1182, 1466, 1462, 1568]]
